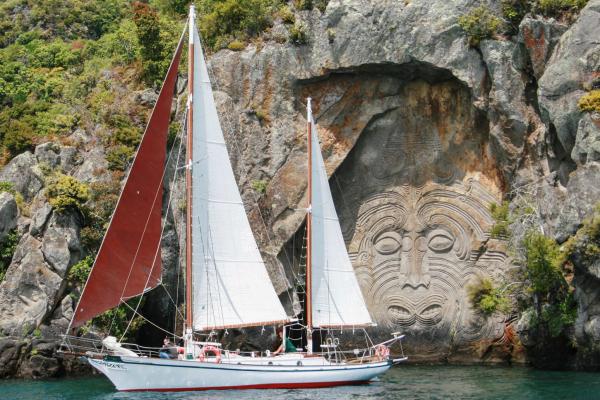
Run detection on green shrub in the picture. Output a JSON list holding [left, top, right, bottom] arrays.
[[14, 192, 27, 216], [294, 0, 328, 11], [3, 120, 34, 156], [467, 277, 510, 316], [92, 20, 140, 66], [32, 103, 79, 136], [541, 293, 577, 337], [490, 201, 511, 238], [563, 203, 600, 264], [90, 301, 146, 341], [523, 232, 566, 298], [522, 231, 576, 338], [29, 39, 82, 69], [46, 173, 90, 212], [81, 180, 120, 252], [68, 255, 94, 285], [154, 0, 190, 16], [113, 126, 141, 148], [502, 0, 530, 34], [578, 90, 600, 113], [535, 0, 589, 16], [227, 40, 246, 51], [279, 6, 296, 24], [167, 121, 180, 149], [251, 179, 268, 194], [198, 0, 275, 51], [314, 0, 329, 12], [0, 181, 15, 195], [0, 229, 19, 282], [289, 22, 308, 45], [106, 145, 135, 171], [458, 6, 503, 47]]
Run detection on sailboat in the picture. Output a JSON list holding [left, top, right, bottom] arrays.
[[60, 6, 406, 391]]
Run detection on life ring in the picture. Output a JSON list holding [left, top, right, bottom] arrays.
[[198, 345, 221, 363], [374, 344, 390, 361]]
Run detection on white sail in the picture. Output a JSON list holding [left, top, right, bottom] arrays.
[[191, 26, 288, 330], [309, 102, 373, 327]]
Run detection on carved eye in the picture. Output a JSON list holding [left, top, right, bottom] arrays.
[[419, 304, 442, 318], [373, 232, 402, 254], [427, 230, 454, 252]]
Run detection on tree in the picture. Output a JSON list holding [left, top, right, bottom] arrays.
[[132, 1, 164, 86]]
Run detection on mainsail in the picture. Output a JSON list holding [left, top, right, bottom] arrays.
[[190, 25, 289, 330], [308, 101, 373, 327], [71, 32, 185, 328]]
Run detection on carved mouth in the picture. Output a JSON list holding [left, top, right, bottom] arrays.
[[385, 296, 445, 327]]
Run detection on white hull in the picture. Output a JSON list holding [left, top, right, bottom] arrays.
[[88, 355, 392, 391]]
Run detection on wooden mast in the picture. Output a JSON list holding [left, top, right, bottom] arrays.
[[185, 4, 195, 336], [306, 98, 313, 354]]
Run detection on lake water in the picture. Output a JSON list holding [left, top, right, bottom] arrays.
[[1, 365, 599, 400]]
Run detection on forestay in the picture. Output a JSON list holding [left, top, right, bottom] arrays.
[[308, 104, 373, 327], [190, 26, 288, 331]]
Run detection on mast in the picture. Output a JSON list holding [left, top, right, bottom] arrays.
[[306, 98, 313, 355], [185, 4, 195, 336]]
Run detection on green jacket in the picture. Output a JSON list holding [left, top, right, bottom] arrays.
[[284, 337, 297, 352]]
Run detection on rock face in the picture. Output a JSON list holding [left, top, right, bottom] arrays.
[[0, 234, 64, 336], [537, 1, 600, 183], [0, 152, 44, 201], [0, 0, 599, 377], [0, 192, 18, 242]]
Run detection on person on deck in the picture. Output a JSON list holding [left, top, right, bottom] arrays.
[[272, 327, 297, 355], [159, 337, 177, 359]]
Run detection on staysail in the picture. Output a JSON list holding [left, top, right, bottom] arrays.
[[308, 101, 373, 327], [71, 31, 185, 328], [190, 26, 289, 330]]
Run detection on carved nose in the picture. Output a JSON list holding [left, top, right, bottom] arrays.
[[400, 235, 431, 289]]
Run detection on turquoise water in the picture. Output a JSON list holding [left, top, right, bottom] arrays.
[[1, 365, 599, 400]]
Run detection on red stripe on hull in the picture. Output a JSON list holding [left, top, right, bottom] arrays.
[[123, 380, 370, 392]]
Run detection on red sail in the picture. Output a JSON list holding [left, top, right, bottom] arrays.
[[71, 35, 185, 328]]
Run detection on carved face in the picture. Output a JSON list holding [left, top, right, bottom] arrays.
[[299, 78, 509, 352], [348, 182, 507, 342]]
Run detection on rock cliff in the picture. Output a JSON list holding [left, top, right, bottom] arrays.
[[0, 0, 599, 377]]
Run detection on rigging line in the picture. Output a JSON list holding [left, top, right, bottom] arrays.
[[195, 209, 222, 330], [121, 301, 182, 339], [160, 282, 185, 321], [173, 208, 183, 336], [205, 217, 230, 329], [161, 122, 189, 325], [119, 109, 187, 342], [196, 32, 296, 308], [173, 115, 188, 337]]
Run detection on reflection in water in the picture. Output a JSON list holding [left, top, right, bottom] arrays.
[[2, 366, 600, 400]]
